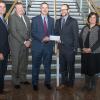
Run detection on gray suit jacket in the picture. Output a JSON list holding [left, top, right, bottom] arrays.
[[8, 13, 31, 51]]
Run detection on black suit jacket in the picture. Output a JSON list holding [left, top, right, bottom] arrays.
[[55, 16, 79, 52], [0, 18, 9, 56]]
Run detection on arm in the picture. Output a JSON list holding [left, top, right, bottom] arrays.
[[54, 20, 60, 36], [0, 24, 5, 53], [0, 23, 7, 59], [91, 26, 100, 51], [24, 17, 31, 48], [79, 27, 85, 49], [51, 18, 54, 35], [72, 20, 79, 52]]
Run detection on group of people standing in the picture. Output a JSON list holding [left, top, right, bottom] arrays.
[[0, 1, 100, 94]]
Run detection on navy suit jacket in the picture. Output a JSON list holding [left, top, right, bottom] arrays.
[[31, 15, 54, 51], [0, 18, 9, 56], [55, 16, 79, 52]]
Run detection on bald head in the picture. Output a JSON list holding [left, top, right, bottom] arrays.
[[0, 2, 6, 16]]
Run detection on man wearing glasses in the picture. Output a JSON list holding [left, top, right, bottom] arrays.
[[55, 4, 79, 89]]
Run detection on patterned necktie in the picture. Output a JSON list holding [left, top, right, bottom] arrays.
[[61, 18, 65, 29], [43, 17, 48, 37]]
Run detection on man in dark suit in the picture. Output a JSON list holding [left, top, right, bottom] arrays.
[[55, 4, 79, 89], [0, 2, 9, 94], [31, 2, 54, 90]]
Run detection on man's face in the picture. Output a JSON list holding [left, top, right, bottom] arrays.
[[15, 4, 24, 15], [40, 4, 49, 16], [61, 5, 69, 17], [0, 3, 6, 16]]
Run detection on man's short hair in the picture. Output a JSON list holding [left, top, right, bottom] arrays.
[[62, 4, 70, 9], [15, 2, 23, 6], [40, 2, 49, 8]]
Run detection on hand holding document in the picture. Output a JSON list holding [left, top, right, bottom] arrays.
[[42, 36, 50, 43], [50, 35, 61, 42]]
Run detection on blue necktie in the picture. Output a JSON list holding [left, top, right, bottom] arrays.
[[61, 18, 65, 29]]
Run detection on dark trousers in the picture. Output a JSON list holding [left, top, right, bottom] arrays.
[[59, 49, 75, 85], [32, 46, 52, 86], [0, 54, 8, 90]]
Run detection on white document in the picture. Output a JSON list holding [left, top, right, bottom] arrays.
[[50, 35, 60, 41]]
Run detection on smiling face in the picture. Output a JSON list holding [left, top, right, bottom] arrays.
[[89, 15, 97, 25], [0, 2, 6, 16], [61, 4, 69, 17], [15, 3, 24, 16], [40, 3, 49, 16]]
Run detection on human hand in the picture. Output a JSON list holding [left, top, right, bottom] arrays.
[[42, 36, 50, 43], [0, 53, 4, 60], [82, 48, 91, 53], [24, 40, 31, 48], [56, 39, 61, 43]]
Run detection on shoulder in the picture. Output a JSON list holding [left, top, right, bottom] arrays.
[[56, 18, 61, 21], [55, 18, 61, 23], [80, 25, 88, 34], [69, 16, 77, 22], [48, 16, 54, 22], [24, 15, 30, 20], [97, 25, 100, 28], [9, 13, 17, 21], [32, 15, 40, 20], [48, 16, 54, 19], [11, 13, 17, 18], [82, 25, 88, 29], [31, 15, 40, 24], [24, 15, 30, 22], [94, 25, 100, 31]]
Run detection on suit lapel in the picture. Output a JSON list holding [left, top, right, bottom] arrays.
[[61, 16, 71, 30], [0, 18, 8, 30], [47, 16, 50, 34], [39, 15, 44, 29], [15, 13, 28, 32], [15, 13, 21, 21]]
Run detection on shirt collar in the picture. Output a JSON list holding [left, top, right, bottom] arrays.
[[41, 15, 47, 20], [62, 15, 68, 22]]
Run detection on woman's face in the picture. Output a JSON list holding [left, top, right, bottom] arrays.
[[89, 15, 97, 25]]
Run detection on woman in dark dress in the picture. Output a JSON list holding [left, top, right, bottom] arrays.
[[79, 12, 100, 90]]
